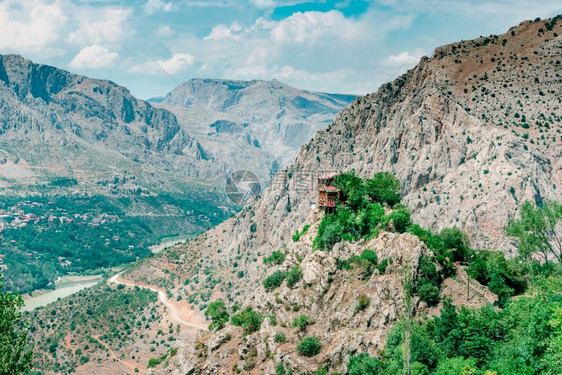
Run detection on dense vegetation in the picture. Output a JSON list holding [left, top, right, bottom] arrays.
[[0, 194, 230, 294], [311, 171, 541, 308], [348, 276, 561, 374], [313, 172, 409, 251], [0, 276, 32, 375], [345, 192, 562, 374]]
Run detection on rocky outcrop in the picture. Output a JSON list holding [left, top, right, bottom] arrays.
[[150, 224, 433, 375]]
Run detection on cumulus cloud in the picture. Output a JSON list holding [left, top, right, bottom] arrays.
[[0, 0, 135, 62], [155, 26, 174, 37], [144, 0, 173, 14], [0, 0, 68, 56], [250, 0, 311, 9], [68, 7, 133, 45], [129, 53, 195, 75], [69, 45, 119, 69], [204, 23, 243, 41], [385, 48, 426, 66]]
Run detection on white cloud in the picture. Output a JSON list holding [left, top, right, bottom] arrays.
[[68, 7, 133, 45], [385, 48, 425, 66], [144, 0, 172, 14], [155, 26, 174, 37], [69, 45, 119, 69], [0, 0, 68, 56], [204, 23, 243, 41], [249, 0, 311, 9], [129, 53, 195, 75]]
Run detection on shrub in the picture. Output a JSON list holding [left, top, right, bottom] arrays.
[[376, 258, 392, 274], [292, 314, 314, 331], [231, 308, 263, 334], [348, 353, 384, 375], [360, 249, 378, 265], [417, 256, 441, 305], [365, 172, 402, 206], [386, 207, 412, 233], [286, 266, 302, 288], [205, 300, 230, 330], [292, 224, 311, 242], [355, 294, 370, 312], [417, 280, 441, 305], [263, 271, 286, 290], [273, 332, 286, 343], [440, 228, 471, 262], [313, 214, 344, 250], [334, 172, 367, 211], [466, 250, 526, 307], [276, 362, 286, 375], [297, 337, 322, 357], [264, 251, 286, 265]]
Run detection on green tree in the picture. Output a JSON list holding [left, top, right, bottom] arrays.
[[506, 201, 562, 263], [386, 207, 412, 233], [0, 276, 32, 375], [292, 314, 314, 332], [365, 172, 402, 206], [440, 227, 472, 262], [263, 270, 286, 290], [231, 308, 263, 334], [205, 300, 230, 330], [334, 172, 366, 211], [348, 353, 384, 374], [297, 337, 322, 357], [286, 266, 302, 288]]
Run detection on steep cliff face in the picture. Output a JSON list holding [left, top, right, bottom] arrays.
[[0, 54, 204, 193], [293, 19, 561, 250], [0, 54, 184, 151]]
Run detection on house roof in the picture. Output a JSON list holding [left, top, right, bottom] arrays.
[[319, 185, 340, 193]]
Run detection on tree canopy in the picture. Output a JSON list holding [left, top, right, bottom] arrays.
[[0, 276, 32, 375], [507, 201, 562, 263]]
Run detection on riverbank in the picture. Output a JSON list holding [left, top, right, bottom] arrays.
[[22, 274, 104, 311]]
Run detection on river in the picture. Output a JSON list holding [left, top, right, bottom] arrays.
[[22, 275, 102, 311]]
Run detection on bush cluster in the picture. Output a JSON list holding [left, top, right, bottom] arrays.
[[297, 337, 322, 357], [263, 266, 302, 291], [231, 307, 263, 334]]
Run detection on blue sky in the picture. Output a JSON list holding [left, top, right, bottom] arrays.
[[0, 0, 560, 99]]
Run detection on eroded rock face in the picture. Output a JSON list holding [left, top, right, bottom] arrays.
[[149, 229, 432, 375]]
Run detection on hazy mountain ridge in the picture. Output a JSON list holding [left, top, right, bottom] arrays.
[[150, 78, 355, 182]]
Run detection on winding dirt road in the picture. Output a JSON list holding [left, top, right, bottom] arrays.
[[108, 273, 208, 331]]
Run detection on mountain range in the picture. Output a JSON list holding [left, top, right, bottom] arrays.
[[0, 56, 353, 195]]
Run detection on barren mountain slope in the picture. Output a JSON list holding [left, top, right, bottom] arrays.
[[292, 18, 561, 251]]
